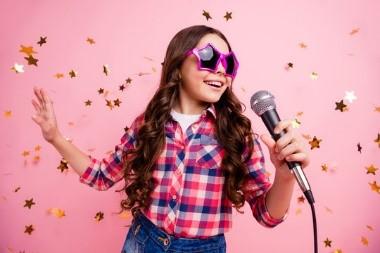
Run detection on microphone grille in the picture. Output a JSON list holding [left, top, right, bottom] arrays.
[[250, 90, 276, 116]]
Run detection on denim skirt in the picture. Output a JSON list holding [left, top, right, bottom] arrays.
[[121, 211, 226, 253]]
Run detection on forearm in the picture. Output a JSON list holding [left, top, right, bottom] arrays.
[[265, 174, 296, 219], [50, 134, 92, 176]]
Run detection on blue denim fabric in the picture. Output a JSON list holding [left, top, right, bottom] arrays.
[[121, 211, 226, 253]]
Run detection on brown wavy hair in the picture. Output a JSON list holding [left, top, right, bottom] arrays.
[[117, 25, 254, 216]]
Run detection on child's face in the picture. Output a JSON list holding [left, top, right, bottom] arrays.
[[179, 34, 233, 111]]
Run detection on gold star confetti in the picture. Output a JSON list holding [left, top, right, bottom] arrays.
[[295, 208, 302, 215], [57, 158, 69, 173], [84, 100, 92, 106], [19, 45, 37, 56], [54, 73, 64, 79], [324, 206, 333, 214], [33, 155, 40, 164], [369, 181, 380, 193], [357, 143, 362, 153], [24, 55, 38, 66], [126, 77, 132, 84], [374, 134, 380, 148], [309, 136, 321, 149], [119, 84, 126, 91], [333, 249, 343, 253], [4, 110, 12, 118], [98, 88, 105, 94], [47, 207, 66, 218], [361, 236, 369, 246], [69, 70, 77, 78], [321, 163, 328, 172], [224, 11, 232, 21], [113, 99, 122, 107], [95, 211, 104, 222], [335, 100, 348, 112], [119, 210, 132, 220], [349, 28, 360, 35], [344, 91, 357, 103], [366, 225, 374, 231], [297, 195, 305, 204], [106, 99, 115, 110], [324, 238, 332, 247], [375, 106, 380, 112], [310, 72, 318, 80], [37, 36, 47, 46], [202, 10, 212, 20], [34, 145, 41, 152], [11, 63, 24, 73], [87, 37, 96, 44], [366, 164, 378, 175], [284, 62, 294, 71], [103, 65, 109, 76], [24, 225, 34, 235], [14, 186, 21, 192], [299, 42, 308, 48], [24, 198, 36, 209], [21, 150, 30, 157]]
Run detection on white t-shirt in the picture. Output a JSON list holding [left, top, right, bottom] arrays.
[[170, 109, 201, 133]]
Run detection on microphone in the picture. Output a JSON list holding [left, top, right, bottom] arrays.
[[250, 90, 315, 204]]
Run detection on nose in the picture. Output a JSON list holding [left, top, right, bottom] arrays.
[[216, 60, 226, 75]]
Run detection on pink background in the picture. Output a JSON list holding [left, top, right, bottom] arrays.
[[1, 0, 380, 252]]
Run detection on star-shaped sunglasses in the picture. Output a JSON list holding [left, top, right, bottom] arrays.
[[185, 43, 239, 79]]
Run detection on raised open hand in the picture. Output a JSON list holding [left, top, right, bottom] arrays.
[[31, 87, 62, 144]]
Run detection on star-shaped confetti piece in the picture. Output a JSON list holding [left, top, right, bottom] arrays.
[[113, 99, 122, 107], [22, 150, 30, 157], [119, 84, 126, 91], [4, 110, 12, 118], [11, 63, 24, 73], [357, 143, 362, 153], [366, 164, 378, 175], [344, 91, 357, 103], [369, 181, 380, 193], [103, 65, 109, 76], [24, 55, 38, 66], [335, 100, 348, 112], [57, 159, 69, 173], [310, 72, 318, 80], [349, 28, 360, 35], [37, 36, 47, 46], [24, 198, 36, 209], [85, 100, 92, 106], [24, 225, 34, 235], [106, 99, 115, 110], [321, 163, 328, 172], [126, 77, 132, 84], [375, 106, 380, 112], [47, 207, 66, 218], [202, 10, 212, 20], [95, 211, 104, 222], [224, 11, 232, 21], [374, 134, 380, 148], [361, 236, 369, 246], [299, 42, 308, 48], [291, 118, 301, 128], [98, 88, 105, 94], [14, 186, 21, 192], [297, 195, 305, 204], [69, 70, 77, 78], [87, 37, 96, 44], [19, 45, 37, 56], [324, 238, 332, 247], [309, 136, 321, 149], [54, 73, 64, 79], [333, 249, 343, 253], [285, 62, 294, 71]]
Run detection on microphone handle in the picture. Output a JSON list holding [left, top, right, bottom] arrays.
[[261, 110, 315, 204]]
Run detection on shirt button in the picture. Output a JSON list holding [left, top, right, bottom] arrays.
[[172, 195, 177, 200]]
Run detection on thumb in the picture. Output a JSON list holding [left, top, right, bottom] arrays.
[[260, 134, 276, 152]]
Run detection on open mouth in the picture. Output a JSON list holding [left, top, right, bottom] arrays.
[[204, 80, 223, 88]]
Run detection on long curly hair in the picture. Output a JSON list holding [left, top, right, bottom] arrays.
[[117, 25, 254, 216]]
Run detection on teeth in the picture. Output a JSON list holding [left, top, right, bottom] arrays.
[[204, 81, 222, 87]]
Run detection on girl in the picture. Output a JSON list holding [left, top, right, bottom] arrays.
[[32, 25, 310, 253]]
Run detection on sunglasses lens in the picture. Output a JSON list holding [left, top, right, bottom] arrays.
[[225, 54, 236, 76], [198, 45, 219, 70]]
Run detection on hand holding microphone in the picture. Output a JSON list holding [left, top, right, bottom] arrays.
[[250, 90, 315, 204]]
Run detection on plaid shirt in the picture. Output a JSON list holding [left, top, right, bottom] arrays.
[[79, 105, 287, 238]]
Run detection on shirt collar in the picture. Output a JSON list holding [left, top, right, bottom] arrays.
[[202, 103, 217, 119]]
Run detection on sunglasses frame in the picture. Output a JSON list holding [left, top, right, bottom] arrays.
[[185, 43, 239, 79]]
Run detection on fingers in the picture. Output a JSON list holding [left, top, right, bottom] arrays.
[[275, 141, 303, 161], [32, 99, 42, 113], [273, 119, 293, 134]]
